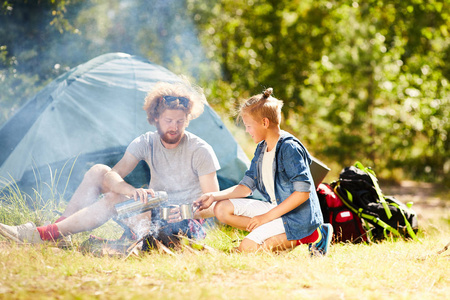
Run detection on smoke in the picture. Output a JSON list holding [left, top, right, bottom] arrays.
[[132, 218, 157, 240], [44, 0, 209, 80], [118, 210, 163, 240]]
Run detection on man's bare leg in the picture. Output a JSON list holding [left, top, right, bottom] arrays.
[[56, 192, 125, 235], [0, 191, 127, 244], [62, 164, 111, 218]]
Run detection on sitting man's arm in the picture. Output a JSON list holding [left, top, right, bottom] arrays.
[[194, 171, 220, 219], [103, 151, 150, 202]]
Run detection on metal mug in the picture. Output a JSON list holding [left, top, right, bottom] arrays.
[[160, 205, 179, 220], [180, 203, 194, 219]]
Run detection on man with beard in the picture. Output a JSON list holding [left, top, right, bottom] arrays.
[[0, 79, 220, 245]]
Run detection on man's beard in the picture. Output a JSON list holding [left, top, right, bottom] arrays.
[[156, 123, 183, 145]]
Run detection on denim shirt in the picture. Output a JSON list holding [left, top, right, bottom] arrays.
[[239, 131, 324, 240]]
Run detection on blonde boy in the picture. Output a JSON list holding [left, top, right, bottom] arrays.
[[196, 88, 332, 255]]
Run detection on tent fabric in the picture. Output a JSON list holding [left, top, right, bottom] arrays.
[[0, 53, 250, 196]]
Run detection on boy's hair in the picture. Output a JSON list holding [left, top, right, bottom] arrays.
[[143, 77, 206, 125], [238, 88, 283, 125]]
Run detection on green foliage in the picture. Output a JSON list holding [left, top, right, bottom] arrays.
[[0, 46, 40, 123], [0, 0, 82, 124], [0, 0, 449, 183], [189, 0, 450, 183]]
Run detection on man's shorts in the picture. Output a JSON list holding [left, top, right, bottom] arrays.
[[230, 198, 285, 245]]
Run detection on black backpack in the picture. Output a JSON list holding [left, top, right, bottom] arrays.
[[331, 162, 418, 242]]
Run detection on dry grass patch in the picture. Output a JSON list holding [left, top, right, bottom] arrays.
[[0, 228, 449, 299]]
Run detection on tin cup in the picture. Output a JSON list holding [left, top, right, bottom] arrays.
[[180, 203, 194, 219], [160, 205, 179, 220]]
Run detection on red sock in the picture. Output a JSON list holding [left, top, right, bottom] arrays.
[[37, 224, 61, 241], [55, 216, 66, 223], [296, 229, 319, 245]]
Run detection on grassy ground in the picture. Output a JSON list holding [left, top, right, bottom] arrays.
[[0, 182, 449, 299], [0, 228, 448, 299]]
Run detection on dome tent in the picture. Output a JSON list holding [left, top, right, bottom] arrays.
[[0, 53, 250, 198]]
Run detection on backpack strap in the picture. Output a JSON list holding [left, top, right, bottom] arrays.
[[334, 184, 402, 238], [361, 218, 373, 242], [354, 161, 392, 219], [387, 201, 419, 241]]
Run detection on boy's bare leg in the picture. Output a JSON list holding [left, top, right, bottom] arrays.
[[237, 238, 260, 252], [62, 164, 111, 218], [56, 192, 125, 236], [214, 200, 251, 230], [238, 233, 296, 252], [261, 233, 296, 252]]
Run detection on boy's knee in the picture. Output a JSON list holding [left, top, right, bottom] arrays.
[[238, 238, 260, 252], [214, 200, 233, 223]]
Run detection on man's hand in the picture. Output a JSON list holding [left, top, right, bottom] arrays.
[[194, 193, 215, 211], [132, 188, 155, 203], [246, 214, 270, 232]]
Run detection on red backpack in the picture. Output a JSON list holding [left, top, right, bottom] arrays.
[[316, 183, 367, 243]]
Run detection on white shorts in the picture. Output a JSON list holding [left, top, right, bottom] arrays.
[[230, 198, 286, 245]]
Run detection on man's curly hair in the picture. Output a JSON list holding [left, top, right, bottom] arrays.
[[143, 77, 206, 125]]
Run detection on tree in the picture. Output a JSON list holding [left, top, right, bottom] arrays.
[[0, 0, 82, 123], [188, 0, 450, 182]]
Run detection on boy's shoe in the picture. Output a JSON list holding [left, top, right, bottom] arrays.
[[309, 224, 333, 257], [0, 222, 44, 244]]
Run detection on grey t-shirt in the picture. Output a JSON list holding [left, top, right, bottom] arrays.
[[126, 131, 220, 205]]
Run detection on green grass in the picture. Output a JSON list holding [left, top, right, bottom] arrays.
[[0, 181, 449, 299], [0, 177, 59, 227], [0, 230, 448, 299]]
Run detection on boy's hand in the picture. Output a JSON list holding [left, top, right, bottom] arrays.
[[194, 194, 215, 211], [246, 214, 270, 232]]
